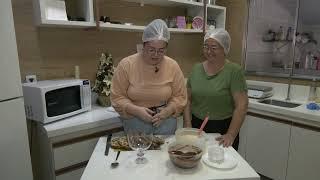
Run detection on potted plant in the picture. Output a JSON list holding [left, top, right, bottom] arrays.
[[92, 52, 115, 107]]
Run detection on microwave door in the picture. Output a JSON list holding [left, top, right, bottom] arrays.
[[45, 85, 81, 117]]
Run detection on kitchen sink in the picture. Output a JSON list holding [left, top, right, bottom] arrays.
[[258, 99, 302, 108]]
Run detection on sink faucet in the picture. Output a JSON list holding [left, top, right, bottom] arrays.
[[284, 65, 293, 101], [285, 76, 292, 101]]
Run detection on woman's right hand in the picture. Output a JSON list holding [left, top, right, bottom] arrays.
[[135, 107, 155, 123]]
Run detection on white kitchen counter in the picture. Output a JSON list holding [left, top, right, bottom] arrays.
[[247, 80, 320, 128], [44, 105, 122, 138], [249, 98, 320, 127]]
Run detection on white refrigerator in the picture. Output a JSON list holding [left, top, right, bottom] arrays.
[[0, 0, 34, 180]]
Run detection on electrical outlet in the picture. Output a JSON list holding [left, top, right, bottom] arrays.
[[26, 75, 37, 83]]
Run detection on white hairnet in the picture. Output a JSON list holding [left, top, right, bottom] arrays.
[[204, 28, 231, 54], [142, 19, 170, 43]]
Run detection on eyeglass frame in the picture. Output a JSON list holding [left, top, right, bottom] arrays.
[[203, 44, 222, 52], [143, 43, 168, 56]]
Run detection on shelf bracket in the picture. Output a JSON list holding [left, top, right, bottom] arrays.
[[94, 0, 100, 31]]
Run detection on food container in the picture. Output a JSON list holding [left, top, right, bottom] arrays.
[[175, 128, 207, 150], [207, 0, 216, 5], [168, 141, 204, 168]]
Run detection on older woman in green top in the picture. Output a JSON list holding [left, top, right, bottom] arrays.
[[183, 29, 248, 150]]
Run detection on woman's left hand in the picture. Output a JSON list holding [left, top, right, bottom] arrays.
[[152, 108, 171, 127], [215, 133, 235, 147]]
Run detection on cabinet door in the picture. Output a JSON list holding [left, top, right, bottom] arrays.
[[56, 167, 84, 180], [238, 117, 249, 158], [287, 126, 320, 180], [245, 115, 291, 180], [54, 138, 99, 170]]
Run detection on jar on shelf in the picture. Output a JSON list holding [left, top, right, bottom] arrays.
[[186, 16, 193, 29]]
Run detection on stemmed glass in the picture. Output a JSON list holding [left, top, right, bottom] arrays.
[[127, 130, 153, 164]]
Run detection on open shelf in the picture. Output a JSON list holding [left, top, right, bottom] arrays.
[[100, 23, 145, 32], [207, 4, 226, 10], [38, 20, 96, 28], [123, 0, 226, 9], [168, 28, 202, 33], [100, 23, 202, 33], [33, 0, 225, 31], [33, 0, 94, 28], [122, 0, 203, 7], [207, 4, 226, 29]]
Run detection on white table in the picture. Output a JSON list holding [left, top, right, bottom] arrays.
[[81, 134, 260, 180]]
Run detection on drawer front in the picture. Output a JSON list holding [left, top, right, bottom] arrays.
[[56, 167, 85, 180], [54, 138, 98, 170]]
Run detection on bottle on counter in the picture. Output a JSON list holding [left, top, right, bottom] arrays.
[[305, 52, 312, 70], [312, 56, 318, 70], [317, 57, 320, 70], [75, 65, 80, 79], [308, 78, 317, 102], [286, 27, 293, 41], [275, 26, 285, 41]]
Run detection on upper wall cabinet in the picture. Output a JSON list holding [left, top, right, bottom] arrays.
[[33, 0, 95, 28], [33, 0, 225, 33]]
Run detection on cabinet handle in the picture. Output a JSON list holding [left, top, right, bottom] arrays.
[[55, 160, 88, 176]]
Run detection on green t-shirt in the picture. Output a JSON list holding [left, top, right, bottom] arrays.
[[187, 61, 247, 120]]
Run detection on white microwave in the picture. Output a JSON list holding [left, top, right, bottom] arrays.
[[22, 79, 91, 124]]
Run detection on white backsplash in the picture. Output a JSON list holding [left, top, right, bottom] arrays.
[[247, 80, 315, 103]]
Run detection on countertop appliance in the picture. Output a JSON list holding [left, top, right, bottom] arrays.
[[247, 84, 273, 99], [0, 1, 33, 179], [23, 79, 91, 124]]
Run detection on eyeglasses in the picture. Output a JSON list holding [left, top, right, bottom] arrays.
[[145, 47, 167, 56], [203, 45, 220, 52]]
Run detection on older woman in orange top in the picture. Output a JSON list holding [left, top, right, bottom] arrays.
[[111, 19, 187, 135]]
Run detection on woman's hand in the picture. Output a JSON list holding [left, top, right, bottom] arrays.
[[135, 107, 155, 123], [152, 108, 171, 127], [215, 133, 235, 147]]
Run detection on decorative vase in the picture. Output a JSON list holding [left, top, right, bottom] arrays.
[[97, 94, 111, 107]]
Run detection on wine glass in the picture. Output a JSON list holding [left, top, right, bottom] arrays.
[[127, 130, 153, 164]]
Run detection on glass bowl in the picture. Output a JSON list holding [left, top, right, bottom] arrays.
[[168, 141, 203, 169], [175, 128, 207, 150]]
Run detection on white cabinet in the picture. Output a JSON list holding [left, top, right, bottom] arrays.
[[53, 138, 99, 170], [30, 106, 123, 180], [238, 116, 249, 158], [32, 124, 123, 180], [100, 0, 226, 33], [241, 111, 320, 180], [245, 115, 291, 180], [56, 168, 85, 180], [33, 0, 226, 32], [286, 126, 320, 180], [33, 0, 95, 28]]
